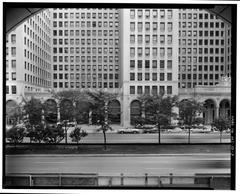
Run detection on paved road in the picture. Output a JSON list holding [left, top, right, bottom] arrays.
[[6, 153, 230, 176]]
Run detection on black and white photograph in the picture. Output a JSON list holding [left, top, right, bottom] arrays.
[[2, 0, 237, 192]]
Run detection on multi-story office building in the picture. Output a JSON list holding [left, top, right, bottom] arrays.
[[120, 9, 179, 125], [6, 10, 52, 125], [6, 8, 231, 127], [178, 9, 231, 124], [51, 8, 120, 92]]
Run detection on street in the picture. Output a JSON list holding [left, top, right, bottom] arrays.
[[6, 153, 230, 176]]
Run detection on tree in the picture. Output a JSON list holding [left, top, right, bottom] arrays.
[[42, 124, 64, 143], [86, 90, 118, 150], [6, 126, 26, 146], [178, 99, 204, 143], [70, 127, 88, 145], [139, 94, 178, 144], [212, 117, 231, 143], [53, 90, 92, 122], [25, 123, 45, 143], [24, 97, 43, 126]]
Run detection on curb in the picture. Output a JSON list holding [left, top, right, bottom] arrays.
[[6, 153, 231, 157]]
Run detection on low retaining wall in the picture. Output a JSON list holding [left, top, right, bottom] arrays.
[[4, 173, 231, 189]]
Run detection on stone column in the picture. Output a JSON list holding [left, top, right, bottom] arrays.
[[73, 101, 77, 124], [141, 103, 145, 119], [104, 101, 108, 124], [215, 105, 219, 120], [41, 109, 45, 125], [57, 101, 61, 123], [88, 109, 92, 125]]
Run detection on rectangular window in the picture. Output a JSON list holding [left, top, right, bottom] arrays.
[[138, 60, 142, 68], [130, 10, 135, 19], [12, 72, 16, 80], [145, 86, 150, 95], [152, 73, 157, 81], [11, 47, 16, 56], [130, 73, 135, 81], [137, 86, 143, 95], [11, 60, 16, 68], [159, 86, 165, 95], [167, 73, 172, 81], [160, 73, 164, 81], [145, 73, 150, 81], [167, 86, 172, 94], [130, 86, 135, 94], [12, 85, 17, 94], [160, 22, 165, 32], [138, 73, 142, 81], [130, 22, 135, 31]]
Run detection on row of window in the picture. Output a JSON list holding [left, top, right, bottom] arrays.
[[179, 12, 214, 20], [53, 73, 119, 80], [130, 60, 172, 69], [180, 65, 225, 72], [6, 60, 16, 68], [179, 73, 222, 80], [53, 82, 119, 89], [6, 72, 16, 81], [53, 11, 119, 20], [130, 22, 173, 32], [53, 47, 119, 55], [130, 72, 172, 81], [130, 9, 173, 20], [6, 85, 17, 94], [6, 47, 16, 56], [179, 30, 225, 37], [179, 81, 220, 88], [52, 56, 119, 64], [179, 21, 224, 29], [53, 21, 119, 28], [179, 39, 225, 46], [179, 47, 225, 55], [53, 64, 119, 71], [130, 34, 172, 44], [53, 37, 119, 46], [179, 56, 225, 63], [130, 47, 172, 57], [129, 85, 173, 95], [53, 29, 119, 37]]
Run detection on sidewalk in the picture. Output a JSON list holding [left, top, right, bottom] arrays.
[[6, 144, 230, 155]]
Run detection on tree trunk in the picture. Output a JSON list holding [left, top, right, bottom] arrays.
[[158, 125, 161, 144], [188, 128, 191, 144], [65, 126, 67, 144], [103, 130, 107, 150], [220, 131, 222, 143]]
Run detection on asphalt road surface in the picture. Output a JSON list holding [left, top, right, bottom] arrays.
[[80, 133, 230, 144], [6, 153, 230, 176]]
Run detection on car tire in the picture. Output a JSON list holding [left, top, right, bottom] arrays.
[[120, 131, 124, 134]]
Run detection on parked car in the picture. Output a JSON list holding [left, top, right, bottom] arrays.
[[117, 128, 140, 134], [167, 127, 183, 133], [190, 126, 211, 133], [142, 127, 158, 133]]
